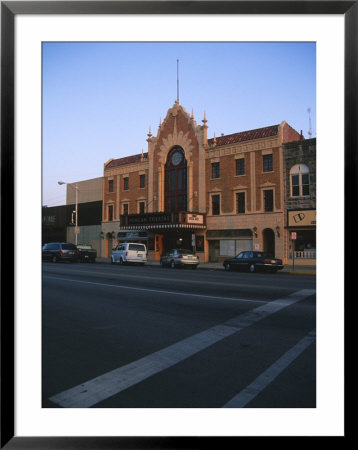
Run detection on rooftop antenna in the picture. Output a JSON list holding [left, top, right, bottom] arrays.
[[307, 107, 313, 136], [176, 59, 179, 104]]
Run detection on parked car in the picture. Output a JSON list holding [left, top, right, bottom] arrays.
[[223, 251, 283, 273], [42, 242, 79, 263], [111, 243, 147, 265], [77, 244, 97, 263], [160, 249, 199, 269]]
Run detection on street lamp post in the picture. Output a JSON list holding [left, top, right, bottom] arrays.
[[58, 181, 79, 245]]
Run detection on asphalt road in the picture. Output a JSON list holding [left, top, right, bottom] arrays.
[[42, 262, 316, 408]]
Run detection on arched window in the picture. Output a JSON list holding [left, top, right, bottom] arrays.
[[164, 146, 187, 212], [290, 164, 310, 197]]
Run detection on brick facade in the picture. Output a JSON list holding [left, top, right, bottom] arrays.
[[102, 102, 304, 263]]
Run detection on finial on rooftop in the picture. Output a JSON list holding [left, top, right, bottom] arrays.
[[176, 59, 180, 104], [202, 111, 207, 124], [147, 126, 152, 138], [211, 132, 217, 147], [191, 109, 194, 119]]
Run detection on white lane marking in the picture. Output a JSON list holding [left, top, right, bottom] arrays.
[[223, 329, 316, 408], [49, 289, 315, 408], [42, 275, 265, 304], [43, 266, 293, 291]]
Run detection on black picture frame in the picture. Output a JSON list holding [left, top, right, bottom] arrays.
[[1, 1, 354, 448]]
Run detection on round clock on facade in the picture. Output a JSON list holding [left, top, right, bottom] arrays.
[[171, 151, 183, 166]]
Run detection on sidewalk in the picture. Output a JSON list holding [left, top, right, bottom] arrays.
[[95, 257, 316, 276]]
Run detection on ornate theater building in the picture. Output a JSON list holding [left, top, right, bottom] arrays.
[[101, 101, 303, 263]]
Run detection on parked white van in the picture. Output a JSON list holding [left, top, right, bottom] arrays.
[[111, 243, 147, 265]]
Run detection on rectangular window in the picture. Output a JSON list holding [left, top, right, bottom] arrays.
[[108, 204, 113, 221], [139, 202, 145, 214], [123, 177, 129, 190], [291, 173, 310, 196], [236, 158, 245, 176], [123, 203, 129, 215], [108, 179, 114, 192], [264, 189, 274, 212], [302, 174, 310, 195], [212, 162, 220, 179], [263, 154, 273, 172], [212, 194, 220, 215], [291, 175, 300, 196], [236, 192, 245, 214], [139, 174, 145, 188]]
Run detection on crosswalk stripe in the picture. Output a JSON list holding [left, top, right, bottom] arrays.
[[223, 329, 316, 408], [49, 289, 315, 408]]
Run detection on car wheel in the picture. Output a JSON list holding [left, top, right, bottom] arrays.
[[249, 264, 255, 273], [52, 255, 57, 263], [224, 263, 231, 271], [170, 260, 175, 269]]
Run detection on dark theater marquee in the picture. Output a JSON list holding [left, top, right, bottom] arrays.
[[120, 211, 206, 230]]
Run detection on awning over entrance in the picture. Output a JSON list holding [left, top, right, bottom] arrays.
[[119, 211, 206, 231]]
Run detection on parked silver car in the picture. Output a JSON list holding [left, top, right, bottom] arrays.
[[160, 249, 199, 269]]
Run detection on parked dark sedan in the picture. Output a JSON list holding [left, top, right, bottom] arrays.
[[223, 251, 283, 273], [77, 244, 97, 263], [42, 242, 79, 263]]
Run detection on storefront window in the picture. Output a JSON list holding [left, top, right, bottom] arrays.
[[220, 240, 236, 257], [290, 230, 316, 259]]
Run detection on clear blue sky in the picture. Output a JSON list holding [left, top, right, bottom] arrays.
[[42, 42, 316, 206]]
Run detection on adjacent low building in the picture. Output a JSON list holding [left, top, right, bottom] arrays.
[[42, 177, 103, 256], [283, 138, 316, 265]]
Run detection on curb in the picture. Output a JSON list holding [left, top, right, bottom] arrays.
[[94, 258, 315, 276]]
